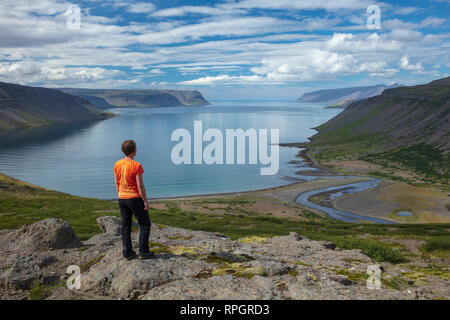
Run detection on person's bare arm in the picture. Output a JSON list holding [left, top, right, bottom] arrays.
[[136, 173, 148, 210], [114, 173, 120, 194]]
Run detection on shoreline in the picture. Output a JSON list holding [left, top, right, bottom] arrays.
[[144, 143, 339, 202], [121, 144, 329, 202], [146, 178, 305, 202], [0, 139, 400, 224]]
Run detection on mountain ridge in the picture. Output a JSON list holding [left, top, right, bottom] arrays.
[[297, 84, 402, 107], [304, 76, 450, 185], [60, 88, 210, 108], [0, 82, 113, 131]]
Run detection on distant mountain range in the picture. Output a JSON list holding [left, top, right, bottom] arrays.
[[0, 82, 211, 131], [0, 82, 113, 131], [61, 88, 210, 109], [297, 84, 402, 108]]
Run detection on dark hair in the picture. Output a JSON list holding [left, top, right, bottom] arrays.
[[121, 140, 136, 156]]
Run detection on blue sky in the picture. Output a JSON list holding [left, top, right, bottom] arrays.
[[0, 0, 449, 100]]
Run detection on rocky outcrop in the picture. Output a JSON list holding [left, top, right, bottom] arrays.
[[0, 218, 81, 252], [1, 255, 43, 289], [79, 218, 408, 300], [0, 219, 79, 291], [97, 216, 121, 236], [1, 217, 447, 300], [0, 82, 113, 130], [96, 216, 140, 236]]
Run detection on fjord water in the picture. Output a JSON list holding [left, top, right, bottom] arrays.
[[0, 101, 341, 199]]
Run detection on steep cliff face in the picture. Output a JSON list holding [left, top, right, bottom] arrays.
[[306, 77, 449, 185], [0, 82, 113, 131], [77, 95, 114, 109], [61, 88, 210, 108], [312, 77, 450, 151], [297, 84, 401, 107]]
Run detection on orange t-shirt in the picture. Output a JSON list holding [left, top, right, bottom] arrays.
[[114, 159, 144, 199]]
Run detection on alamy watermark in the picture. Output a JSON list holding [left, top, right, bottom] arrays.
[[366, 5, 381, 30], [170, 121, 279, 175], [64, 4, 81, 30], [66, 265, 81, 290], [366, 265, 381, 289]]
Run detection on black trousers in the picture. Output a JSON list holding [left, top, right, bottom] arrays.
[[118, 197, 151, 257]]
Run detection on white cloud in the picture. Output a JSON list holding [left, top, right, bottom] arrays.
[[399, 55, 424, 72], [221, 0, 372, 11], [420, 17, 446, 27], [179, 30, 419, 85], [395, 6, 419, 15], [325, 33, 403, 52], [151, 0, 372, 18], [127, 2, 156, 14], [151, 5, 246, 17], [180, 74, 265, 85], [134, 17, 300, 45], [0, 0, 446, 90], [251, 49, 359, 81], [388, 29, 422, 42], [0, 61, 122, 85], [383, 17, 446, 30]]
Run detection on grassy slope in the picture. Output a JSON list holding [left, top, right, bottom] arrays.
[[1, 172, 449, 264], [305, 79, 450, 189], [0, 173, 118, 240], [0, 82, 113, 131]]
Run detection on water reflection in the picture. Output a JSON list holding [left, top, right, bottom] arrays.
[[0, 101, 341, 199]]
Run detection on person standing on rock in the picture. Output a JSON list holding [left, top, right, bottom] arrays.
[[114, 140, 154, 260]]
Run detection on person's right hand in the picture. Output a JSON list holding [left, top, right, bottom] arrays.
[[143, 199, 148, 211]]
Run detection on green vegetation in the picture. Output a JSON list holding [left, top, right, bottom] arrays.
[[326, 237, 407, 264], [146, 201, 450, 264], [421, 237, 450, 253], [382, 276, 411, 291], [308, 194, 328, 206], [400, 263, 450, 287], [334, 268, 369, 282], [362, 143, 449, 185], [310, 102, 390, 160], [313, 132, 387, 161], [0, 173, 118, 240], [80, 255, 105, 273], [212, 263, 267, 279], [28, 280, 65, 300], [304, 78, 450, 190], [1, 172, 449, 265]]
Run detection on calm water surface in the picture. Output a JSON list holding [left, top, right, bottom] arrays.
[[0, 101, 341, 199]]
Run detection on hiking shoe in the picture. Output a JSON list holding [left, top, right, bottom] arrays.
[[125, 252, 138, 261], [139, 251, 155, 260]]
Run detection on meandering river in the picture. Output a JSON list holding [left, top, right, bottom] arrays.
[[295, 177, 395, 224]]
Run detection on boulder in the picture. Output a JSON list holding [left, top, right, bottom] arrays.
[[96, 216, 138, 236], [9, 219, 81, 252], [82, 249, 210, 299], [96, 216, 122, 236], [248, 259, 290, 276]]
